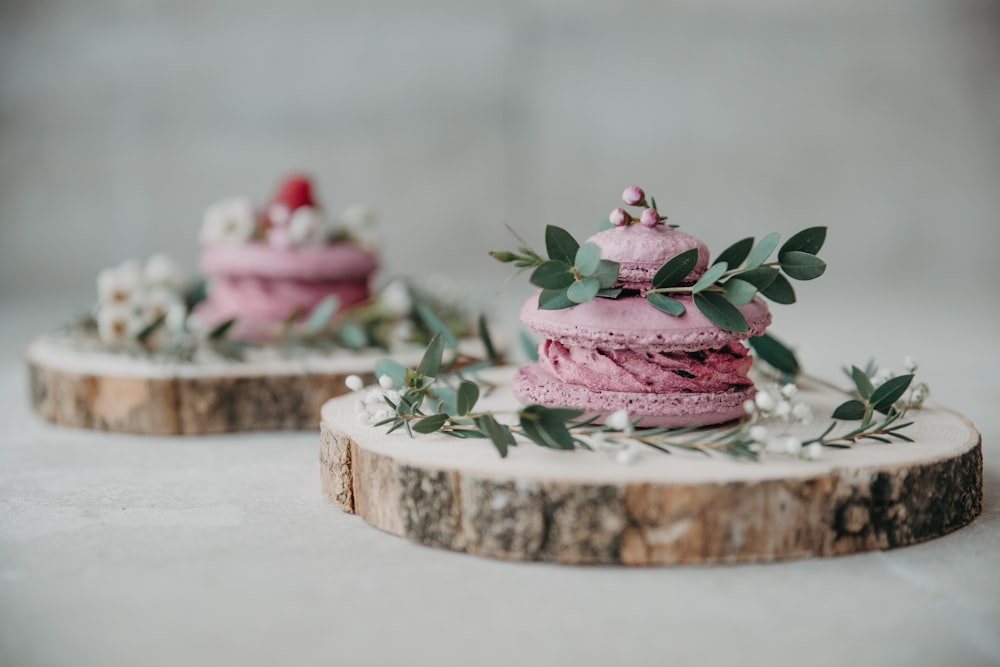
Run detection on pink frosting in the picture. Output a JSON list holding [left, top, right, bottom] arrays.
[[586, 224, 709, 289], [538, 339, 752, 394], [200, 242, 377, 282]]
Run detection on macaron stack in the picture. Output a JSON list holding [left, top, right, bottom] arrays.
[[194, 174, 379, 340], [513, 223, 771, 427]]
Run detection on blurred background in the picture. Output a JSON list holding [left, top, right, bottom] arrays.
[[1, 0, 999, 367]]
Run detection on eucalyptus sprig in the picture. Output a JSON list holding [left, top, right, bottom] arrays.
[[491, 225, 620, 310], [645, 227, 828, 333]]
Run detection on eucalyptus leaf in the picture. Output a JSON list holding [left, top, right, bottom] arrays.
[[851, 366, 875, 400], [305, 295, 339, 332], [646, 293, 686, 316], [760, 273, 796, 304], [592, 259, 620, 289], [595, 288, 623, 299], [736, 267, 779, 290], [714, 237, 754, 268], [414, 303, 457, 347], [779, 226, 827, 258], [456, 380, 480, 415], [597, 218, 614, 231], [747, 333, 800, 376], [538, 288, 575, 310], [691, 261, 728, 294], [374, 359, 408, 388], [693, 292, 748, 333], [780, 251, 827, 281], [545, 225, 579, 264], [429, 386, 457, 415], [745, 232, 781, 269], [417, 332, 445, 379], [832, 399, 867, 420], [530, 260, 575, 289], [475, 414, 516, 458], [722, 278, 757, 306], [870, 374, 913, 413], [208, 318, 237, 341], [567, 277, 600, 303], [574, 243, 601, 276], [652, 248, 699, 289], [339, 322, 367, 349], [413, 413, 449, 434], [478, 314, 499, 364]]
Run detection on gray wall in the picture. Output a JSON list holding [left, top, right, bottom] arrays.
[[2, 0, 998, 328]]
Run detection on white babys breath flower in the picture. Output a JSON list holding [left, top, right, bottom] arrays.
[[137, 286, 182, 322], [791, 402, 813, 424], [774, 400, 792, 419], [802, 442, 823, 460], [365, 389, 384, 406], [755, 390, 777, 413], [339, 205, 379, 249], [380, 279, 414, 317], [749, 425, 769, 442], [287, 206, 326, 246], [200, 197, 257, 244], [782, 436, 803, 456], [144, 253, 189, 291], [164, 301, 188, 335], [345, 375, 365, 392], [904, 355, 918, 373], [97, 260, 143, 305], [743, 399, 757, 416], [616, 444, 639, 465], [605, 409, 631, 433], [378, 375, 395, 390], [96, 303, 141, 343], [780, 383, 799, 399]]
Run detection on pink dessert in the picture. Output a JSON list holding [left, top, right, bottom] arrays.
[[513, 223, 771, 428], [193, 174, 379, 340]]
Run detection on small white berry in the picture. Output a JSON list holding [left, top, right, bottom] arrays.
[[616, 445, 639, 465], [749, 425, 769, 442], [774, 400, 792, 419], [792, 402, 813, 424], [904, 355, 918, 373], [378, 374, 395, 390], [783, 436, 803, 455], [743, 400, 757, 415], [605, 409, 631, 432], [802, 442, 823, 460], [365, 389, 384, 406], [345, 374, 365, 392], [780, 383, 798, 399], [755, 391, 777, 413]]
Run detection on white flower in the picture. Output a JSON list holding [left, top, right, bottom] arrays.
[[605, 409, 631, 432], [96, 303, 142, 343], [200, 198, 257, 244], [287, 206, 326, 246], [774, 400, 792, 419], [136, 287, 183, 323], [616, 444, 639, 465], [749, 425, 769, 442], [378, 375, 395, 390], [802, 442, 823, 460], [755, 391, 777, 413], [380, 279, 413, 317], [782, 436, 803, 455], [338, 205, 379, 249], [780, 383, 799, 399], [904, 355, 918, 373], [365, 389, 384, 406], [791, 402, 813, 424], [345, 375, 365, 392], [743, 399, 757, 416], [164, 301, 188, 335], [97, 260, 142, 305], [144, 253, 189, 291]]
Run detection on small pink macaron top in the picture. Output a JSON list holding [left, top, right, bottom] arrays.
[[200, 242, 378, 283], [586, 224, 709, 290], [520, 292, 771, 352]]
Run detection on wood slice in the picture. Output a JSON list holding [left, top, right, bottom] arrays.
[[320, 367, 983, 566], [26, 334, 440, 435]]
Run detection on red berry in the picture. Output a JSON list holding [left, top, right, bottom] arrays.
[[270, 174, 316, 211]]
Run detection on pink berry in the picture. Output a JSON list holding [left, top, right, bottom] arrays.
[[640, 208, 660, 228], [609, 208, 631, 227], [622, 186, 646, 207]]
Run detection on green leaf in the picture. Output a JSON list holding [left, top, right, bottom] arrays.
[[693, 292, 748, 333], [184, 281, 208, 310], [691, 261, 728, 294], [714, 237, 754, 268], [456, 380, 480, 415], [374, 359, 407, 388], [429, 386, 457, 415], [136, 314, 166, 343], [748, 333, 800, 376], [545, 225, 579, 264], [780, 251, 827, 281], [722, 278, 757, 306], [538, 288, 575, 310], [595, 288, 623, 299], [477, 314, 499, 364], [567, 277, 600, 303], [208, 318, 237, 341], [760, 273, 796, 304], [519, 406, 577, 450], [413, 413, 449, 434], [417, 332, 445, 379], [779, 226, 827, 258], [646, 293, 686, 316], [520, 330, 539, 361], [652, 248, 699, 289], [339, 322, 367, 349], [475, 414, 515, 458], [833, 399, 867, 420], [851, 366, 875, 400], [592, 259, 620, 289], [745, 232, 781, 269], [574, 243, 601, 276], [870, 374, 914, 414], [530, 260, 575, 289], [735, 267, 779, 290], [305, 295, 339, 332], [414, 302, 457, 347]]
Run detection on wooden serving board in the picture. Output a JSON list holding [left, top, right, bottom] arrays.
[[320, 367, 982, 566], [26, 334, 434, 435]]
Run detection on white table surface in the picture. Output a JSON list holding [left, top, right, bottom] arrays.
[[1, 294, 998, 667]]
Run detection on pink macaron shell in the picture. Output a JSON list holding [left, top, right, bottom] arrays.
[[513, 363, 753, 428], [200, 241, 378, 282], [586, 224, 709, 289], [520, 293, 771, 352]]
